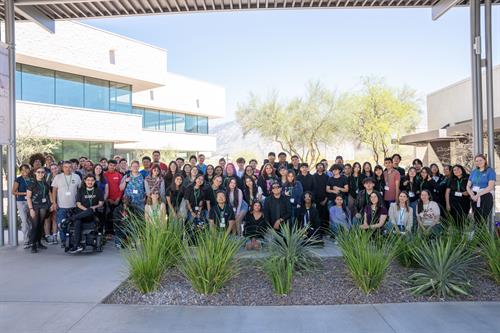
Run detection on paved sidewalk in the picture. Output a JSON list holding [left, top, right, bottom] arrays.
[[1, 241, 499, 333]]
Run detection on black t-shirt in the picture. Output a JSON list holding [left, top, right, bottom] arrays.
[[312, 173, 328, 203], [185, 185, 207, 210], [400, 176, 420, 202], [205, 185, 223, 207], [348, 175, 363, 198], [447, 176, 469, 200], [76, 187, 104, 209], [168, 188, 184, 209], [297, 173, 314, 193], [326, 175, 348, 201], [209, 204, 235, 229], [27, 180, 51, 208]]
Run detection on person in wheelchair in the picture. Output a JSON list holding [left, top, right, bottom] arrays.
[[69, 174, 104, 253]]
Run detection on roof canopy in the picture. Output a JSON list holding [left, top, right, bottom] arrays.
[[3, 0, 498, 22]]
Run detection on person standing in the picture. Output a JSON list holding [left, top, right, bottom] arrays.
[[383, 157, 400, 209], [313, 162, 329, 234], [392, 154, 406, 177], [152, 150, 168, 175], [197, 154, 207, 175], [13, 164, 33, 248], [119, 160, 146, 212], [467, 154, 496, 224], [297, 163, 314, 193], [26, 167, 51, 253], [446, 164, 470, 230], [51, 161, 82, 243], [103, 160, 123, 238]]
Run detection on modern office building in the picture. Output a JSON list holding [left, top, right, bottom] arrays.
[[400, 65, 500, 170], [10, 20, 225, 162]]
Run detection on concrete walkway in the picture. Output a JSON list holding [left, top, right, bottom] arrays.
[[1, 242, 499, 333]]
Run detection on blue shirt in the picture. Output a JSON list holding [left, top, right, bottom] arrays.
[[470, 168, 496, 189], [15, 176, 32, 202], [139, 169, 150, 178]]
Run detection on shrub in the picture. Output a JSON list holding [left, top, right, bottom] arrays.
[[406, 237, 478, 297], [475, 224, 500, 284], [263, 256, 294, 295], [262, 223, 321, 295], [396, 232, 425, 268], [179, 229, 243, 295], [124, 214, 183, 294], [338, 228, 399, 294]]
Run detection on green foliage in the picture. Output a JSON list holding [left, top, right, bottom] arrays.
[[396, 232, 426, 268], [123, 214, 184, 294], [338, 228, 399, 294], [340, 77, 420, 163], [263, 224, 322, 295], [406, 238, 478, 298], [475, 224, 500, 284], [16, 120, 60, 166], [236, 81, 341, 167], [179, 229, 244, 295]]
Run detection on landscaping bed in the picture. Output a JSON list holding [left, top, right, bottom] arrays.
[[104, 257, 500, 306]]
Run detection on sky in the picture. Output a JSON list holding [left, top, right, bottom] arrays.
[[87, 7, 500, 126]]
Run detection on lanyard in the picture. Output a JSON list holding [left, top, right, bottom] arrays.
[[371, 207, 377, 225], [217, 204, 226, 224], [194, 188, 200, 206], [64, 174, 73, 190], [399, 208, 405, 225], [457, 178, 462, 191], [304, 209, 310, 225], [86, 188, 95, 208], [38, 181, 46, 198]]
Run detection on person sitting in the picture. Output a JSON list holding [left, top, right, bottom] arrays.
[[388, 191, 413, 234], [70, 174, 104, 253], [297, 191, 322, 240], [329, 195, 351, 239], [243, 201, 267, 250], [263, 181, 291, 231], [145, 190, 167, 223], [361, 192, 387, 232], [417, 189, 442, 236], [208, 190, 236, 234]]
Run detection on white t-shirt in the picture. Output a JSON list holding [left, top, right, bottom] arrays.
[[51, 173, 81, 208]]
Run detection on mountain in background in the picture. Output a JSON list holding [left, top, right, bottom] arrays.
[[210, 120, 357, 163]]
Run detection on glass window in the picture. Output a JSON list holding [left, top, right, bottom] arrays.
[[21, 64, 55, 104], [132, 107, 144, 116], [197, 116, 208, 134], [143, 108, 159, 130], [55, 72, 84, 108], [60, 140, 90, 161], [159, 111, 174, 132], [174, 113, 185, 133], [15, 63, 21, 100], [185, 115, 198, 133], [84, 77, 109, 111], [90, 142, 114, 162], [110, 82, 132, 113]]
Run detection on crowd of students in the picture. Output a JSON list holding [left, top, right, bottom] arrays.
[[12, 150, 496, 253]]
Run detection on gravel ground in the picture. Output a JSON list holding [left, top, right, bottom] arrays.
[[104, 258, 500, 306]]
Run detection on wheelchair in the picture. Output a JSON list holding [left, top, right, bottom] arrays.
[[60, 208, 104, 254]]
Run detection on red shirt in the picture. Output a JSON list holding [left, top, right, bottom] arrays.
[[383, 168, 400, 201], [104, 171, 123, 201]]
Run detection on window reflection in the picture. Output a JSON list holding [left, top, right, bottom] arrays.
[[21, 64, 55, 104], [56, 72, 84, 108], [84, 77, 110, 111]]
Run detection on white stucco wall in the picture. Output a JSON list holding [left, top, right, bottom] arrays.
[[427, 65, 500, 130], [16, 101, 143, 142], [11, 21, 167, 91], [133, 73, 226, 118], [115, 131, 217, 152]]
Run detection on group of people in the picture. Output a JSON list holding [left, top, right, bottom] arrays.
[[13, 150, 496, 253]]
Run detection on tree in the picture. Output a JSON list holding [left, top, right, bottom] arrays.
[[236, 81, 341, 167], [16, 118, 60, 166], [341, 77, 420, 164]]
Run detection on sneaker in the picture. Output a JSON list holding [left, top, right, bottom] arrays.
[[115, 243, 122, 249], [51, 235, 58, 245], [69, 246, 83, 254], [37, 243, 48, 250], [23, 242, 32, 249], [44, 235, 52, 243]]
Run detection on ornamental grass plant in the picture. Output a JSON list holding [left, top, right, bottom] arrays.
[[475, 223, 500, 284], [123, 214, 184, 293], [337, 227, 399, 294], [179, 229, 244, 295]]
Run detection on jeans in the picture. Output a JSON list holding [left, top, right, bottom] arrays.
[[17, 201, 30, 244], [57, 208, 73, 242]]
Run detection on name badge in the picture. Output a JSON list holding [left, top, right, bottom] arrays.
[[472, 186, 480, 192], [65, 191, 71, 196], [384, 186, 390, 191], [132, 189, 138, 194], [290, 198, 295, 204], [454, 192, 463, 197], [42, 198, 47, 203], [409, 192, 415, 198], [220, 217, 226, 228]]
